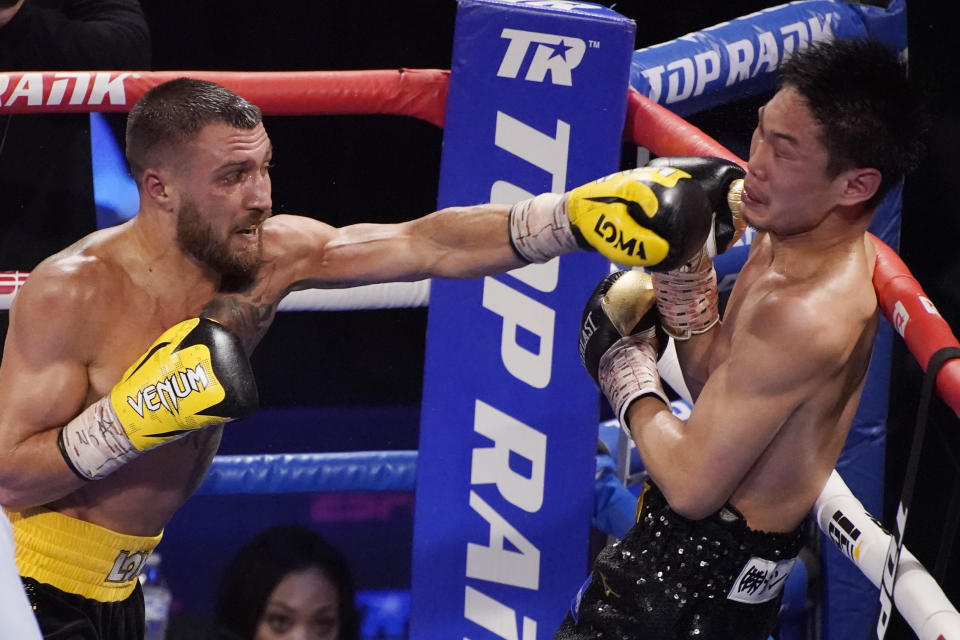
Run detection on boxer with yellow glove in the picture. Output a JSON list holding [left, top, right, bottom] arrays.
[[508, 165, 715, 270], [57, 318, 258, 481]]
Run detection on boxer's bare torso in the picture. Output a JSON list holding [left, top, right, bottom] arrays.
[[707, 232, 877, 532]]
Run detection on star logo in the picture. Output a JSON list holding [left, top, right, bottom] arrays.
[[547, 39, 574, 61]]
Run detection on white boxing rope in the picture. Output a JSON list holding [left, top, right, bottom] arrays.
[[0, 271, 430, 312], [814, 471, 960, 640], [278, 280, 431, 311], [0, 272, 28, 312]]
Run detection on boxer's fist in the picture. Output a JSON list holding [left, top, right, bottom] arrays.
[[507, 167, 713, 270], [579, 271, 669, 427], [110, 318, 258, 448], [565, 167, 713, 270], [579, 270, 661, 384], [59, 318, 258, 479], [647, 156, 746, 255]]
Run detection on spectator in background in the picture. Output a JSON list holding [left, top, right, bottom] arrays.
[[214, 525, 360, 640], [0, 0, 151, 272]]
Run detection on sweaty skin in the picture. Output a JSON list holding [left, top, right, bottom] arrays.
[[625, 86, 881, 533], [0, 121, 522, 535]]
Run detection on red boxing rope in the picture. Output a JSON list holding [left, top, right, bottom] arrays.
[[625, 88, 743, 164], [871, 236, 960, 415], [0, 69, 449, 126], [623, 89, 960, 419]]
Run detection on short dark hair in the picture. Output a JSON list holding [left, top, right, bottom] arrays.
[[778, 37, 925, 207], [213, 525, 360, 640], [125, 78, 262, 181]]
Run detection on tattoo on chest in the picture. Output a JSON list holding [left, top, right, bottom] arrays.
[[201, 292, 277, 353]]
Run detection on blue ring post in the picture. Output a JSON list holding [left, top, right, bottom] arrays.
[[410, 2, 635, 638]]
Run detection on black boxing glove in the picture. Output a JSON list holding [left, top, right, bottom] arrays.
[[647, 156, 746, 256], [579, 270, 669, 433]]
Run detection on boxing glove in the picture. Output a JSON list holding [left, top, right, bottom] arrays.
[[509, 166, 714, 270], [58, 318, 258, 480], [579, 270, 669, 433], [647, 156, 746, 256]]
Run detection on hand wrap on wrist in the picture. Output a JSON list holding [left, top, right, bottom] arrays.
[[597, 328, 669, 437], [652, 253, 720, 340], [58, 397, 141, 480], [508, 193, 579, 263]]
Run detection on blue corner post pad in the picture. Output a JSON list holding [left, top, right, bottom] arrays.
[[410, 1, 635, 638]]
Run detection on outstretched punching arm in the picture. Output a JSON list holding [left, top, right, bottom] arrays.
[[275, 165, 716, 289], [263, 205, 524, 290]]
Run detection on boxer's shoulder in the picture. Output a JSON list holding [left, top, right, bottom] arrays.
[[261, 214, 336, 255]]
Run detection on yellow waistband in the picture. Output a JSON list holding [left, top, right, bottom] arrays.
[[4, 507, 162, 602]]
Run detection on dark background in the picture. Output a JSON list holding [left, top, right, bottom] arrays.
[[2, 0, 959, 636]]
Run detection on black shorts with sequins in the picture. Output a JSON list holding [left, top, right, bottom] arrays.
[[21, 577, 145, 640], [555, 483, 804, 640]]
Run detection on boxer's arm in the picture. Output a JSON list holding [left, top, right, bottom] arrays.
[[266, 207, 526, 289], [0, 268, 98, 508], [646, 157, 747, 397], [623, 293, 843, 520]]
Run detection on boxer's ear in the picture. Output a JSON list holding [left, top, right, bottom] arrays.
[[837, 167, 881, 208]]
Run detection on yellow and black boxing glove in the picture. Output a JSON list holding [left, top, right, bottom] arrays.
[[508, 166, 713, 270], [58, 318, 258, 480], [647, 156, 746, 256]]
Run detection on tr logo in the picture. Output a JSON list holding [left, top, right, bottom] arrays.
[[497, 28, 586, 86]]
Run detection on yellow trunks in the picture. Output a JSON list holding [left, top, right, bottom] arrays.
[[4, 507, 162, 602]]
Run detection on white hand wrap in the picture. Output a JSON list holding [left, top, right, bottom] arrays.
[[652, 257, 720, 340], [597, 329, 669, 437], [508, 193, 580, 263], [58, 397, 140, 481]]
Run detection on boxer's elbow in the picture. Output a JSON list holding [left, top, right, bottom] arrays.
[[0, 479, 51, 512], [661, 482, 727, 522], [0, 448, 48, 510], [0, 467, 28, 510], [0, 474, 30, 511], [0, 490, 34, 512]]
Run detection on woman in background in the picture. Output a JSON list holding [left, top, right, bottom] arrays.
[[214, 525, 360, 640]]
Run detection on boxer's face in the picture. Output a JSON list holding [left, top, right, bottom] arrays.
[[254, 567, 341, 640], [174, 122, 273, 277], [741, 86, 850, 235]]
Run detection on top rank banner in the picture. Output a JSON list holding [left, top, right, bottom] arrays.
[[629, 0, 906, 117], [411, 1, 635, 638]]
